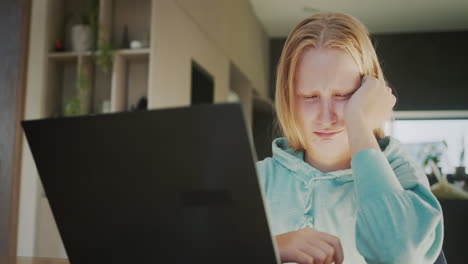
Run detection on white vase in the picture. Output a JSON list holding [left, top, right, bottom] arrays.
[[71, 24, 91, 52]]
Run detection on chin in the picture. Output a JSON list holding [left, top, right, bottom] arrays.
[[311, 133, 345, 143], [308, 136, 349, 153]]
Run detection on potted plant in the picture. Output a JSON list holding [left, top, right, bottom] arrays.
[[95, 27, 115, 73], [70, 14, 92, 52], [63, 71, 91, 116], [63, 0, 116, 116], [418, 141, 447, 185]]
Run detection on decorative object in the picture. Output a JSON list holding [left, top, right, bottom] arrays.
[[54, 40, 65, 52], [136, 96, 147, 110], [71, 24, 91, 52], [130, 40, 142, 49], [227, 90, 240, 102], [101, 100, 111, 113], [69, 0, 98, 52], [120, 25, 130, 49], [141, 30, 150, 48], [129, 96, 148, 111]]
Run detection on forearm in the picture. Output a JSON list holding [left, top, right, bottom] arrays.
[[351, 148, 443, 263], [355, 190, 443, 264], [346, 113, 380, 156]]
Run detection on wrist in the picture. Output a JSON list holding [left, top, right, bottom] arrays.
[[346, 114, 380, 156], [345, 108, 365, 124]]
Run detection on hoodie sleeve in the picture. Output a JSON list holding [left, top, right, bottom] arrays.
[[351, 148, 444, 264]]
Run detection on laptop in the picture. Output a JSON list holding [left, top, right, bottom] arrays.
[[22, 103, 280, 264]]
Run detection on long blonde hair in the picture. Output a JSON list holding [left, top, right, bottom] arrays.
[[275, 12, 387, 151]]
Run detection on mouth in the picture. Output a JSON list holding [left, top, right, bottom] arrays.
[[313, 129, 344, 138]]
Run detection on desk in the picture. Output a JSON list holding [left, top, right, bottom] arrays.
[[16, 257, 69, 264]]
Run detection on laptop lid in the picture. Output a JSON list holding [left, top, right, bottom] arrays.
[[22, 103, 279, 264]]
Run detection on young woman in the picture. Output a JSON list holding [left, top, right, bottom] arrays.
[[256, 12, 443, 264]]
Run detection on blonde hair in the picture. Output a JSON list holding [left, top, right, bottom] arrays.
[[275, 12, 387, 151]]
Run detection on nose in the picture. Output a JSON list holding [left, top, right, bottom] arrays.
[[318, 100, 337, 126]]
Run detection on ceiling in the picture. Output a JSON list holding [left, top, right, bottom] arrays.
[[249, 0, 468, 37]]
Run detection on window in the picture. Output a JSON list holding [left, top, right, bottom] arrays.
[[391, 114, 468, 175]]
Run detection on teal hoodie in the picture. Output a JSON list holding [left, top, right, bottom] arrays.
[[256, 136, 443, 264]]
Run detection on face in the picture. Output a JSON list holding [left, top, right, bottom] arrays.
[[294, 47, 362, 160]]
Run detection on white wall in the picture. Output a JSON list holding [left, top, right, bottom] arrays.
[[149, 0, 231, 109], [176, 0, 270, 98], [148, 0, 270, 109]]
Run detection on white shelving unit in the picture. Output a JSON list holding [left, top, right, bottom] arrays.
[[25, 0, 155, 258], [45, 0, 153, 117]]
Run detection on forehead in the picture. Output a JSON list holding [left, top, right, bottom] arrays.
[[295, 47, 361, 92]]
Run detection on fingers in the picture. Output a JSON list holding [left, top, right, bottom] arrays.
[[299, 245, 328, 264], [362, 75, 387, 90], [295, 249, 315, 264], [308, 240, 335, 264], [276, 229, 344, 264], [318, 233, 344, 264], [386, 86, 396, 108]]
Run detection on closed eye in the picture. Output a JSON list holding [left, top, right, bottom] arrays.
[[336, 93, 353, 98]]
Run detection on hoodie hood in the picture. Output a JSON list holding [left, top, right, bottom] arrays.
[[271, 136, 401, 184]]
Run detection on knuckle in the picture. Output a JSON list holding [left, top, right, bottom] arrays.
[[333, 238, 342, 248], [300, 255, 314, 264], [316, 257, 326, 264], [327, 246, 335, 256], [321, 255, 328, 263]]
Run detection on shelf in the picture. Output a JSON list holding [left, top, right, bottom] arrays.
[[48, 51, 93, 61], [115, 48, 150, 59], [49, 48, 149, 61]]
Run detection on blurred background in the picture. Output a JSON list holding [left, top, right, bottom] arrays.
[[1, 0, 467, 263]]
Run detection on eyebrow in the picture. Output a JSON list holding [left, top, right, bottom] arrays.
[[297, 87, 358, 95]]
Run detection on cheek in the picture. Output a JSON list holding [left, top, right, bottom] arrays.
[[298, 101, 320, 121], [297, 101, 320, 132], [333, 100, 347, 120]]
